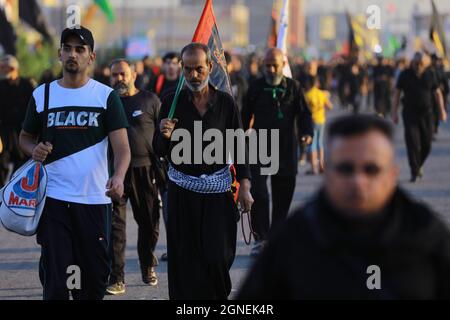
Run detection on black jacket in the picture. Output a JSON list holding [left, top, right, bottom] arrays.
[[238, 188, 450, 299], [242, 77, 313, 176]]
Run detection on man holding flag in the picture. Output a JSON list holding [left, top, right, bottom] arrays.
[[153, 42, 253, 300], [152, 0, 253, 300]]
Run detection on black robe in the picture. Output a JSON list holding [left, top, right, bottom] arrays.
[[238, 187, 450, 299], [153, 86, 250, 299]]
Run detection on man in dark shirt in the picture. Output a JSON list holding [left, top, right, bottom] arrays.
[[392, 52, 447, 182], [339, 59, 364, 114], [224, 51, 248, 112], [148, 52, 180, 100], [372, 55, 394, 117], [238, 115, 450, 299], [148, 52, 181, 262], [107, 59, 161, 295], [241, 48, 313, 256], [317, 58, 330, 90], [153, 42, 253, 299], [430, 53, 449, 134], [0, 55, 35, 186]]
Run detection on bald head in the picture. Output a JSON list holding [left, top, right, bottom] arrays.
[[263, 48, 285, 86], [264, 48, 283, 61], [0, 55, 19, 81]]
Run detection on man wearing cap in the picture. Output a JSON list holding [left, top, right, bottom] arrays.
[[19, 26, 131, 300], [0, 55, 35, 186]]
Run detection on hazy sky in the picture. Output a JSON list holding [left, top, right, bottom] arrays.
[[75, 0, 450, 15], [304, 0, 450, 18], [73, 0, 450, 21]]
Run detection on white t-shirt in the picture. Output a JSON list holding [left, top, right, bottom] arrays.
[[23, 79, 128, 204]]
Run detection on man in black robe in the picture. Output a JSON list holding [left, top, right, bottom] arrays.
[[153, 42, 253, 300]]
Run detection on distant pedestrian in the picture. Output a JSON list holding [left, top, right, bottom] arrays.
[[392, 52, 447, 182], [304, 75, 333, 174]]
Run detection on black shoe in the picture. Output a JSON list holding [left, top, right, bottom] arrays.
[[410, 175, 418, 183], [160, 252, 168, 261]]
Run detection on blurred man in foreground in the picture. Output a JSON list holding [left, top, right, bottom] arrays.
[[238, 115, 450, 299]]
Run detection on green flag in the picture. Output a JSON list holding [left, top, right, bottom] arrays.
[[94, 0, 115, 23], [385, 35, 401, 58]]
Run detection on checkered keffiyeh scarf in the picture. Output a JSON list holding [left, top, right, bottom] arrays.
[[168, 164, 232, 194]]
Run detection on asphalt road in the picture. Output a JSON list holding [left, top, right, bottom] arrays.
[[1, 108, 449, 300]]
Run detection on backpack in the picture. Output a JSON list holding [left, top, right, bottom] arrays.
[[0, 83, 50, 236]]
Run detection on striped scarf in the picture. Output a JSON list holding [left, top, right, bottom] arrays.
[[168, 164, 232, 194]]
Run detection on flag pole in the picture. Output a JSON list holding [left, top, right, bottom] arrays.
[[168, 74, 185, 120]]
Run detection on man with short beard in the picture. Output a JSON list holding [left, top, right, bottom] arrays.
[[106, 59, 161, 295], [19, 26, 130, 300], [153, 42, 254, 299], [241, 48, 313, 256]]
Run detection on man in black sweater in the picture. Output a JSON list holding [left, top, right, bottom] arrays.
[[107, 59, 161, 295], [392, 52, 447, 182], [238, 115, 450, 299]]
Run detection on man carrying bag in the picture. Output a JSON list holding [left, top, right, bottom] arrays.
[[18, 26, 130, 300]]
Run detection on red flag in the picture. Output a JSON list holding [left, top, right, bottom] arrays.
[[194, 0, 238, 201], [191, 0, 232, 95], [266, 7, 278, 48], [168, 0, 232, 117]]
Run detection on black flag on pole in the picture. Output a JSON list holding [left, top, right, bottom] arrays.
[[0, 6, 16, 55], [345, 12, 358, 58], [19, 0, 52, 43], [430, 0, 448, 60]]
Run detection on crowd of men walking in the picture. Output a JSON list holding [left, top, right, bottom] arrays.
[[1, 25, 450, 300]]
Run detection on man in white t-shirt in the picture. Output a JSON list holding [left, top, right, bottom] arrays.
[[19, 26, 131, 300]]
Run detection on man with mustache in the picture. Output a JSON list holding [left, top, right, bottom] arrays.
[[241, 48, 313, 256], [19, 26, 130, 300], [106, 59, 161, 295], [238, 115, 450, 299], [153, 42, 253, 299]]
